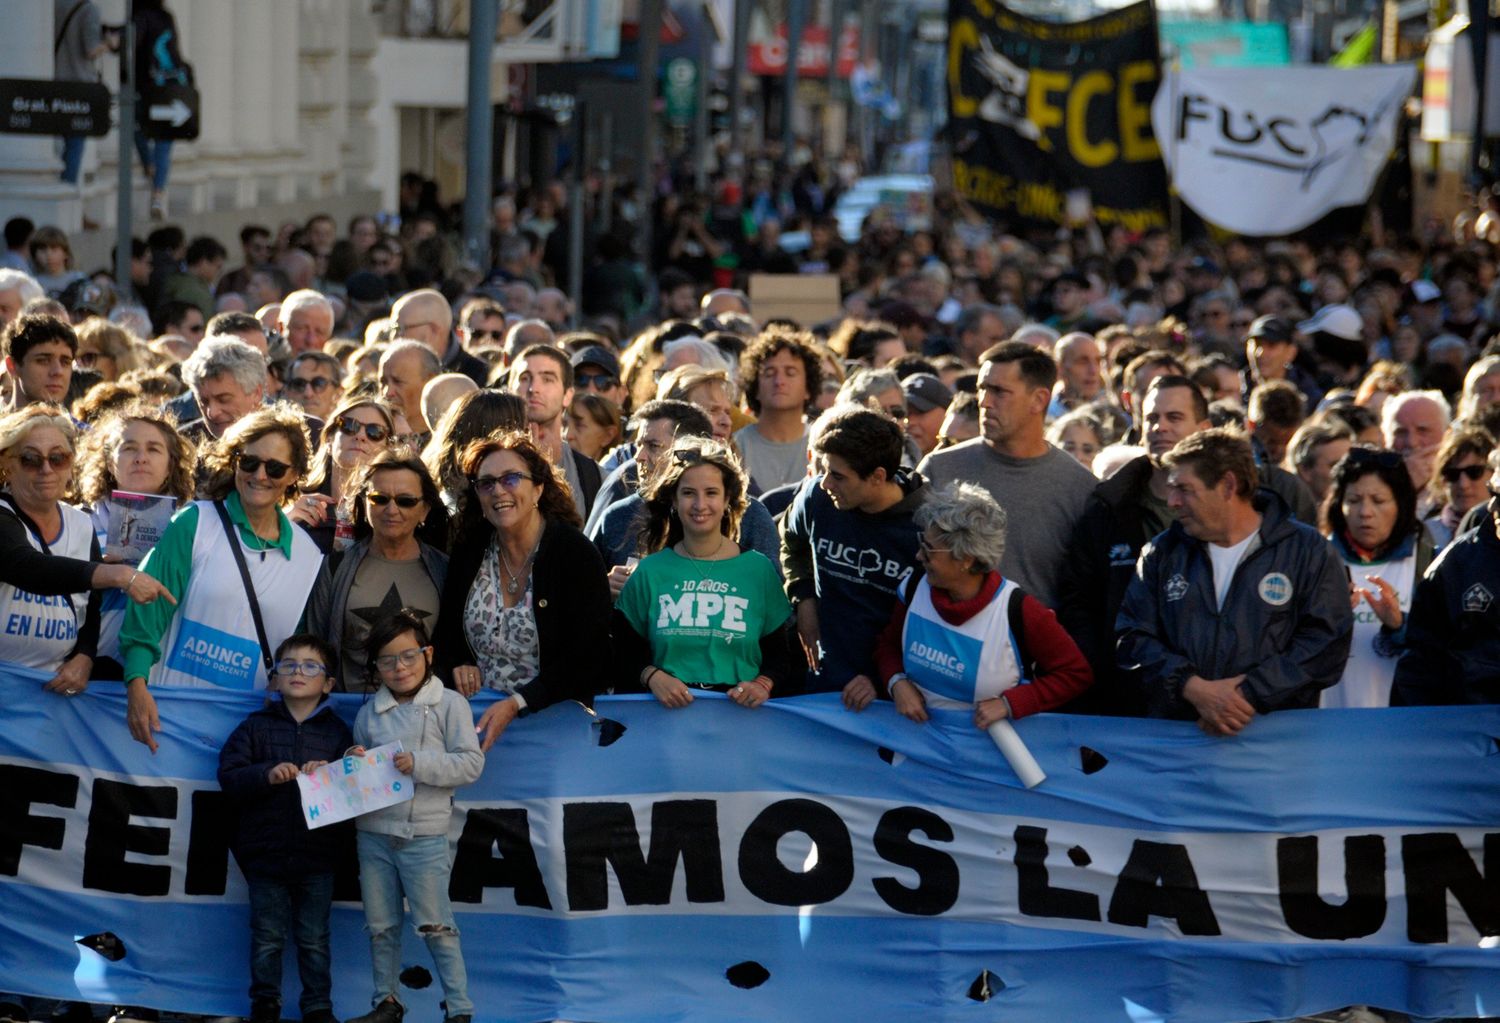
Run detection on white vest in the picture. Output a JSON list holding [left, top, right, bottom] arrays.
[[152, 501, 322, 690], [901, 576, 1024, 709], [0, 501, 94, 672], [1323, 548, 1419, 709]]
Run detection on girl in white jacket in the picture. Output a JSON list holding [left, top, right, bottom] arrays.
[[346, 610, 484, 1023]]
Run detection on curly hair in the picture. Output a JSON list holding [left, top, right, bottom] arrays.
[[344, 449, 449, 547], [76, 403, 196, 507], [916, 482, 1009, 574], [200, 403, 313, 502], [739, 327, 824, 416], [454, 429, 580, 545], [637, 436, 748, 555]]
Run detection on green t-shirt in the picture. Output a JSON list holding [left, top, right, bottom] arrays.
[[618, 548, 792, 689]]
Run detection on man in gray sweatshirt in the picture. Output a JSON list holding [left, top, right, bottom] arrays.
[[918, 341, 1095, 609]]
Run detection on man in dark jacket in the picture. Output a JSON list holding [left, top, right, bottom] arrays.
[[1058, 376, 1317, 714], [782, 405, 930, 706], [1116, 428, 1352, 735], [1391, 448, 1500, 705]]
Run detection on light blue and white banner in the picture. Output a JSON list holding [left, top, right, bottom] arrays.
[[0, 667, 1497, 1023]]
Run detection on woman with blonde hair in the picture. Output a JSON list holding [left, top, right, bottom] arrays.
[[75, 402, 198, 675], [614, 436, 798, 709], [75, 319, 145, 382], [0, 405, 173, 695]]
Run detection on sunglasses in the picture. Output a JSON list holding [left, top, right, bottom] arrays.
[[16, 450, 72, 472], [373, 646, 429, 673], [366, 491, 424, 508], [274, 659, 327, 678], [468, 328, 504, 342], [287, 376, 334, 394], [575, 372, 618, 390], [236, 453, 293, 480], [1442, 464, 1488, 484], [335, 416, 390, 443], [472, 471, 533, 494], [74, 351, 100, 368]]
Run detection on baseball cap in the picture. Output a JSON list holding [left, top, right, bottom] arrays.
[[61, 279, 112, 318], [569, 344, 620, 380], [1297, 304, 1363, 342], [902, 373, 953, 414], [1245, 315, 1295, 345]]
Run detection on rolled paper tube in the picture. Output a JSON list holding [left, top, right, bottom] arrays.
[[988, 718, 1046, 789]]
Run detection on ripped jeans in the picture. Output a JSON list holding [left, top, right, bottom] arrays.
[[356, 831, 472, 1017]]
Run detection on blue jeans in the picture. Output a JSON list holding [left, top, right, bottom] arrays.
[[357, 832, 472, 1017], [60, 135, 86, 183], [132, 130, 172, 191], [246, 874, 335, 1014]]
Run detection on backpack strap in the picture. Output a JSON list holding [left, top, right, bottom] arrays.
[[55, 0, 88, 54], [1007, 583, 1035, 681]]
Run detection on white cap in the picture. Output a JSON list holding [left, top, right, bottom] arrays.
[[1297, 304, 1363, 342], [1410, 279, 1442, 304]]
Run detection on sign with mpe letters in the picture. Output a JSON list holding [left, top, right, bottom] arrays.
[[0, 79, 111, 137]]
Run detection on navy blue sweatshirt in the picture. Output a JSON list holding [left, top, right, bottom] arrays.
[[779, 472, 930, 692]]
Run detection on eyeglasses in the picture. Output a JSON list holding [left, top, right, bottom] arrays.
[[74, 352, 99, 368], [672, 447, 710, 466], [373, 646, 429, 673], [916, 533, 951, 557], [286, 376, 334, 395], [575, 372, 617, 390], [1343, 448, 1403, 470], [882, 404, 908, 421], [472, 471, 533, 494], [236, 453, 293, 480], [366, 491, 424, 508], [467, 328, 504, 342], [16, 450, 72, 472], [274, 659, 327, 678], [1442, 464, 1488, 484], [335, 416, 390, 443]]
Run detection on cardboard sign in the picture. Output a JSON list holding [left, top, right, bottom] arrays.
[[747, 274, 842, 328], [296, 741, 413, 829]]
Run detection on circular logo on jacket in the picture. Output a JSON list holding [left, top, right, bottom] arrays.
[[1258, 572, 1293, 606]]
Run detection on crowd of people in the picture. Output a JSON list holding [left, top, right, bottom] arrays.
[[2, 170, 1500, 1023]]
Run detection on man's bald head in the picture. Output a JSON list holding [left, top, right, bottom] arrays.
[[392, 289, 455, 357]]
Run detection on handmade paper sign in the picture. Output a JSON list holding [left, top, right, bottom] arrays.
[[296, 741, 413, 829]]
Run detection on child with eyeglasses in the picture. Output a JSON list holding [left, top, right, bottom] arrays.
[[344, 610, 484, 1023], [217, 633, 353, 1023]]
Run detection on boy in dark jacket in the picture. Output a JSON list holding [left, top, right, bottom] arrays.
[[218, 634, 354, 1023]]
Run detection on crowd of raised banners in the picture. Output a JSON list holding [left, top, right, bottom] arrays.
[[2, 668, 1497, 1023], [948, 0, 1415, 235]]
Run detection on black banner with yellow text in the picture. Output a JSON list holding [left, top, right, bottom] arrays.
[[947, 0, 1169, 232]]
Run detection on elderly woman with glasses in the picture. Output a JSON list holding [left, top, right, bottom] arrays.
[[873, 482, 1092, 729], [1318, 446, 1432, 708], [122, 406, 323, 752], [305, 450, 449, 692], [290, 397, 397, 552], [434, 430, 611, 752], [0, 405, 173, 695]]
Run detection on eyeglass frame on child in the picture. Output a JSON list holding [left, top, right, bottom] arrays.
[[373, 646, 430, 673], [274, 659, 328, 678]]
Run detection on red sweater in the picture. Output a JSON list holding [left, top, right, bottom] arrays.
[[872, 571, 1093, 719]]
